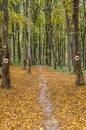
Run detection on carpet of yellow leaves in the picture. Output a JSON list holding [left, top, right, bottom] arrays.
[[0, 66, 43, 130], [42, 67, 86, 130], [0, 66, 86, 130]]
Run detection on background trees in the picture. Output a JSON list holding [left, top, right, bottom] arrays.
[[0, 0, 86, 86]]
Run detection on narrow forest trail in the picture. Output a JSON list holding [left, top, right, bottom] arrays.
[[38, 66, 59, 130], [0, 66, 86, 130], [37, 66, 86, 130]]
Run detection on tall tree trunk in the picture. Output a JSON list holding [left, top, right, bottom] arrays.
[[62, 38, 66, 66], [0, 37, 3, 67], [83, 0, 86, 69], [12, 23, 15, 62], [45, 0, 52, 66], [52, 36, 57, 70], [27, 0, 31, 73], [39, 23, 42, 64], [65, 10, 71, 71], [72, 0, 85, 86], [1, 0, 11, 89], [80, 26, 84, 68], [45, 25, 48, 64], [17, 24, 21, 64], [22, 29, 27, 70]]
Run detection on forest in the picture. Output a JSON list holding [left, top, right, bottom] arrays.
[[0, 0, 86, 130]]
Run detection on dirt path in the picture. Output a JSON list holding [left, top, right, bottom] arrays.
[[38, 66, 59, 130], [39, 66, 86, 130], [0, 66, 86, 130]]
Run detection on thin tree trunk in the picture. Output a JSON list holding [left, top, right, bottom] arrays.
[[27, 0, 31, 73], [63, 38, 66, 66], [22, 29, 27, 70], [0, 37, 3, 67], [39, 23, 42, 64], [65, 10, 71, 71], [12, 23, 15, 62], [17, 24, 21, 64]]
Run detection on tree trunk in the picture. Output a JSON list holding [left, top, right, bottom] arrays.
[[22, 29, 27, 70], [0, 37, 3, 67], [83, 0, 86, 69], [17, 24, 21, 64], [62, 38, 66, 66], [45, 0, 52, 66], [1, 0, 11, 89], [65, 10, 71, 71], [27, 0, 31, 73], [39, 23, 42, 64], [72, 0, 85, 86], [12, 23, 15, 62]]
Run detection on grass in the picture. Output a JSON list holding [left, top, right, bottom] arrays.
[[50, 65, 86, 75], [50, 65, 74, 75]]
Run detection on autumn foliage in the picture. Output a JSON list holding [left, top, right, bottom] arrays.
[[0, 66, 43, 130], [0, 66, 86, 130], [43, 67, 86, 130]]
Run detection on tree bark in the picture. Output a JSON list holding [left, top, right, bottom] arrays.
[[72, 0, 85, 86], [65, 10, 71, 71], [27, 0, 31, 73], [17, 24, 21, 64], [83, 0, 86, 69], [1, 0, 11, 88], [45, 0, 52, 66], [39, 23, 42, 64], [22, 29, 27, 70], [12, 23, 16, 62]]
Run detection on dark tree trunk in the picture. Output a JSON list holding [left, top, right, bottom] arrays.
[[43, 39, 45, 63], [58, 33, 62, 68], [0, 37, 3, 67], [12, 23, 16, 62], [72, 0, 85, 86], [27, 0, 31, 73], [52, 37, 57, 70], [80, 26, 84, 68], [45, 26, 48, 64], [63, 0, 72, 70], [58, 37, 60, 66], [45, 0, 52, 66], [83, 0, 86, 69], [17, 24, 21, 64], [65, 10, 71, 71], [22, 29, 27, 70], [39, 23, 42, 64], [1, 0, 11, 89], [62, 38, 66, 66]]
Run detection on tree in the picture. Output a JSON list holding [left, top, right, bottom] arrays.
[[72, 0, 85, 86], [63, 0, 72, 71], [1, 0, 11, 88], [27, 0, 31, 73], [83, 0, 86, 69], [45, 0, 52, 66]]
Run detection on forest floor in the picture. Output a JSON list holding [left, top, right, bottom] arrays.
[[0, 66, 86, 130]]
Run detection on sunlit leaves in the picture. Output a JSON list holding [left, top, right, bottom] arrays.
[[9, 12, 28, 28], [0, 66, 43, 129], [44, 67, 86, 130]]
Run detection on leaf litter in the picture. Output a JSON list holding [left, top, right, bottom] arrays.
[[0, 66, 43, 130], [0, 66, 86, 130], [42, 67, 86, 130]]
